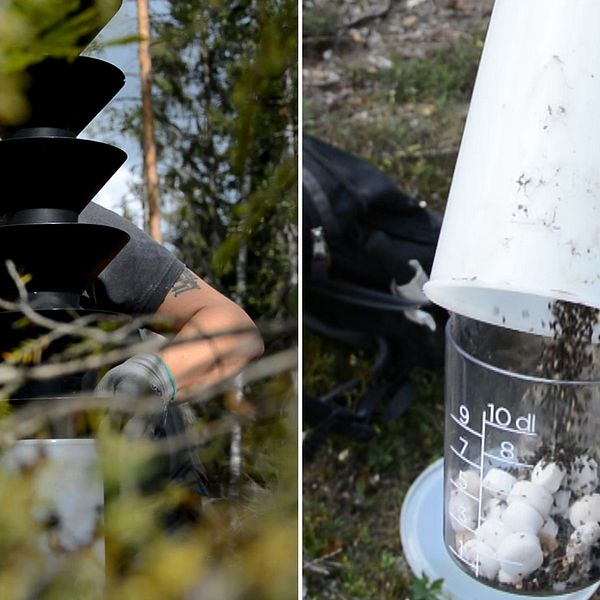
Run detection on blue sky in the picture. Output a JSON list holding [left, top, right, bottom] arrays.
[[83, 0, 142, 223]]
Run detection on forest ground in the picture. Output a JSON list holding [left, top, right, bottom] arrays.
[[303, 2, 496, 598]]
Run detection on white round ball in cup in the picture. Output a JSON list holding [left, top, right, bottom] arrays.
[[400, 460, 600, 600]]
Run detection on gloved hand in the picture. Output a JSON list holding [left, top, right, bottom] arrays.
[[95, 354, 207, 518], [96, 353, 177, 402]]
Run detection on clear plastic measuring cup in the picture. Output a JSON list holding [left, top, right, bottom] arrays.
[[0, 439, 104, 587], [445, 314, 600, 595]]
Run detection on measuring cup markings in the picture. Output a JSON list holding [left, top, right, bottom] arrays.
[[483, 407, 537, 478], [478, 409, 536, 522], [449, 405, 484, 471], [457, 539, 522, 565], [449, 540, 525, 580], [449, 444, 480, 469], [449, 511, 477, 534], [449, 543, 484, 578], [448, 401, 541, 575], [450, 412, 483, 438], [476, 404, 538, 474], [482, 452, 534, 470], [486, 403, 537, 436], [450, 477, 480, 502], [484, 420, 538, 438], [476, 415, 487, 529], [449, 543, 478, 570]]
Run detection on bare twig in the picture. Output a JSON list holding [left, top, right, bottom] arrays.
[[303, 549, 343, 575], [0, 347, 297, 442], [0, 266, 295, 392], [3, 261, 171, 346], [0, 261, 297, 449]]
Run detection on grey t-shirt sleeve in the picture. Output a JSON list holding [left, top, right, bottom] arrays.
[[80, 202, 186, 315]]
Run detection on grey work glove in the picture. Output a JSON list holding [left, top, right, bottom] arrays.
[[96, 354, 208, 513], [96, 353, 177, 402], [96, 353, 177, 437]]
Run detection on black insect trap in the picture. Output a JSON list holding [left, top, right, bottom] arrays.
[[0, 0, 128, 589], [400, 1, 600, 598]]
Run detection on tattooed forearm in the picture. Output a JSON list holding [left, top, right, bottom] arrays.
[[171, 269, 201, 297]]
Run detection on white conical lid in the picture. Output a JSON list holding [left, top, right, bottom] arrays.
[[424, 0, 600, 336]]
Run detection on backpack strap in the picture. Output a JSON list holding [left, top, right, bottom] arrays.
[[304, 311, 374, 347], [382, 379, 417, 421], [303, 135, 369, 217], [306, 278, 424, 311], [303, 393, 375, 461], [303, 165, 338, 281], [303, 165, 341, 240]]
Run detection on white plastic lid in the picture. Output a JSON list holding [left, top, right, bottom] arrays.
[[424, 0, 600, 336]]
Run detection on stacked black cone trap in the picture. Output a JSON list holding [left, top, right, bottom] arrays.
[[0, 1, 131, 399]]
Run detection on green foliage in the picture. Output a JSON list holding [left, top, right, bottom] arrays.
[[302, 2, 341, 40], [228, 0, 297, 173], [410, 573, 444, 600], [366, 441, 394, 471], [386, 32, 484, 105], [0, 1, 298, 598], [0, 402, 297, 599], [379, 548, 397, 570], [0, 0, 121, 124], [119, 0, 297, 321], [112, 3, 299, 587], [0, 324, 298, 599], [212, 157, 297, 275]]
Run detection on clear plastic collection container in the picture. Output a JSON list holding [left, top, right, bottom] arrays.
[[0, 439, 104, 586], [444, 314, 600, 595]]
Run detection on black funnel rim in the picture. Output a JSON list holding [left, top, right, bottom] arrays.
[[0, 136, 127, 215], [0, 134, 127, 157], [0, 55, 126, 136], [0, 223, 130, 298]]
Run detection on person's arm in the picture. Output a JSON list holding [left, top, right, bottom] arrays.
[[154, 267, 264, 392]]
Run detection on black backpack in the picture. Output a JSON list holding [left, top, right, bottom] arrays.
[[303, 134, 446, 457]]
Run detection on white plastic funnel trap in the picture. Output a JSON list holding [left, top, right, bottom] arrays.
[[423, 0, 600, 336]]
